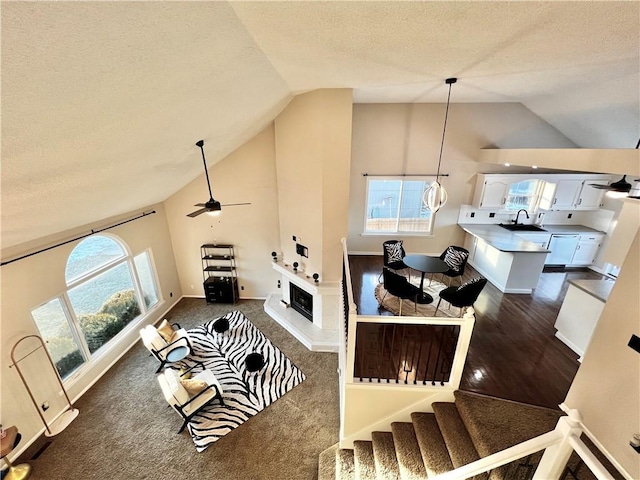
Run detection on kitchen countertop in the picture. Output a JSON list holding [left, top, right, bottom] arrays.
[[458, 223, 605, 253], [538, 225, 606, 235], [567, 279, 614, 303]]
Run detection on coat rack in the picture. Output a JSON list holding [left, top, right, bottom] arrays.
[[10, 335, 79, 436]]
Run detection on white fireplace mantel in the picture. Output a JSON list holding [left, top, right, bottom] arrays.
[[263, 261, 340, 352]]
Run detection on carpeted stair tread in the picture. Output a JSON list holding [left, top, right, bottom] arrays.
[[354, 440, 377, 480], [432, 402, 482, 471], [453, 390, 563, 457], [410, 412, 454, 477], [336, 448, 356, 480], [318, 443, 338, 480], [372, 431, 401, 479], [391, 422, 428, 480]]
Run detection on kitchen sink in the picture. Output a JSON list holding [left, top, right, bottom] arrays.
[[499, 223, 547, 232]]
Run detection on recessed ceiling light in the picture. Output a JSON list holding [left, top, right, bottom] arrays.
[[532, 165, 538, 169], [504, 163, 510, 167]]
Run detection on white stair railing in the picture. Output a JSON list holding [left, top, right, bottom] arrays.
[[338, 239, 476, 445], [431, 410, 617, 480]]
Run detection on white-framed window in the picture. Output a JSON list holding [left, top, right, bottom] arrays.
[[364, 177, 434, 235], [505, 179, 542, 212], [31, 234, 160, 381]]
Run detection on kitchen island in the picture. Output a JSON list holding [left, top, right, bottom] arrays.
[[459, 224, 550, 294]]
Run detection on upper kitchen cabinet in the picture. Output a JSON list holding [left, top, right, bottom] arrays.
[[538, 177, 609, 211], [472, 174, 542, 211], [472, 175, 513, 209], [473, 173, 612, 212]]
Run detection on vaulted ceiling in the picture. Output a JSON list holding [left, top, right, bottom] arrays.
[[2, 1, 639, 250]]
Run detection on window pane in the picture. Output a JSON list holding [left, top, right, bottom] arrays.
[[365, 179, 433, 234], [68, 263, 141, 353], [31, 298, 86, 379], [398, 181, 431, 232], [65, 236, 126, 283], [506, 180, 539, 211], [134, 252, 159, 308], [366, 180, 401, 232]]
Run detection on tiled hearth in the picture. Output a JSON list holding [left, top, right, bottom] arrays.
[[263, 261, 339, 352]]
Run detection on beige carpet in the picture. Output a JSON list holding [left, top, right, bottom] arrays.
[[374, 278, 459, 317], [26, 299, 339, 480]]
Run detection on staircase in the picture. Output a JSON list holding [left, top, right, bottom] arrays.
[[319, 390, 567, 480]]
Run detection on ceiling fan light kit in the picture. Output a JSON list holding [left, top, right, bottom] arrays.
[[187, 140, 250, 218], [423, 77, 456, 213]]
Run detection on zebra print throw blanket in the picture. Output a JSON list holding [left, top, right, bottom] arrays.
[[183, 310, 306, 451]]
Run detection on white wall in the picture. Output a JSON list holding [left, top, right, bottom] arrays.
[[164, 127, 282, 299], [274, 89, 353, 281], [347, 103, 576, 254], [564, 223, 640, 478], [0, 204, 181, 450]]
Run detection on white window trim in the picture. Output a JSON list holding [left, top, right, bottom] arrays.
[[31, 235, 162, 386], [363, 176, 435, 235]]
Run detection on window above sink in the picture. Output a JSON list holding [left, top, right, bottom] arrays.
[[504, 179, 542, 212]]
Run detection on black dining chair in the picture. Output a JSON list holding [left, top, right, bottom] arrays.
[[433, 245, 469, 286], [378, 239, 409, 282], [380, 269, 423, 315], [435, 277, 487, 317]]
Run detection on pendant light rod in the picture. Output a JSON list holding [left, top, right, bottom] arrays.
[[435, 77, 457, 181]]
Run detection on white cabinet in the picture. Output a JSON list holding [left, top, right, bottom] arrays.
[[575, 180, 608, 209], [551, 179, 583, 209], [473, 173, 610, 212], [473, 175, 512, 209], [570, 233, 604, 266], [539, 178, 608, 211]]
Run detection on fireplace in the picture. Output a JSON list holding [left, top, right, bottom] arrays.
[[264, 261, 340, 352], [290, 283, 313, 321]]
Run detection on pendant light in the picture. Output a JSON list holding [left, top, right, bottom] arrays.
[[423, 77, 457, 212]]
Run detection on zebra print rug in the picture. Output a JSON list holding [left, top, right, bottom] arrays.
[[182, 310, 306, 452]]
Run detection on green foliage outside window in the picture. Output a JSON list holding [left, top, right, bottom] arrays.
[[77, 289, 141, 353]]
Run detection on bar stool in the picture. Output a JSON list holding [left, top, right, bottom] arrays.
[[1, 426, 32, 480]]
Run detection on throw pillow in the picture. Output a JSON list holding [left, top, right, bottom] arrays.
[[385, 241, 404, 263], [180, 378, 208, 395], [444, 247, 467, 272], [157, 319, 175, 343]]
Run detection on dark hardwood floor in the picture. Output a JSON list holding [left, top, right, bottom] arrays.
[[348, 255, 607, 410]]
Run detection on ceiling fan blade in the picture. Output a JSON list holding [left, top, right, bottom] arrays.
[[187, 207, 209, 218], [220, 202, 252, 207], [194, 203, 208, 207], [589, 184, 613, 190]]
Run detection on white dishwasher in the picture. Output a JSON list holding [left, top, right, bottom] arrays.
[[545, 234, 580, 265]]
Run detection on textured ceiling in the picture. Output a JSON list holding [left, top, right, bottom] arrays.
[[2, 1, 639, 250]]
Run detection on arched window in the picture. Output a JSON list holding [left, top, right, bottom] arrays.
[[31, 235, 160, 380]]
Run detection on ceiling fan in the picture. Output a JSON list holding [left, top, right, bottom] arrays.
[[588, 138, 640, 193], [187, 140, 251, 218]]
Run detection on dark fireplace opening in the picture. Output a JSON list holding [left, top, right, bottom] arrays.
[[290, 283, 313, 321]]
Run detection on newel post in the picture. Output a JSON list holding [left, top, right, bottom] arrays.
[[532, 409, 584, 480], [448, 307, 476, 388]]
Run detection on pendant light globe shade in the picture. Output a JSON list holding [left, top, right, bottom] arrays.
[[424, 180, 448, 212]]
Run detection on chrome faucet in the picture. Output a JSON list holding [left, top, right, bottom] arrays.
[[513, 209, 530, 225]]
